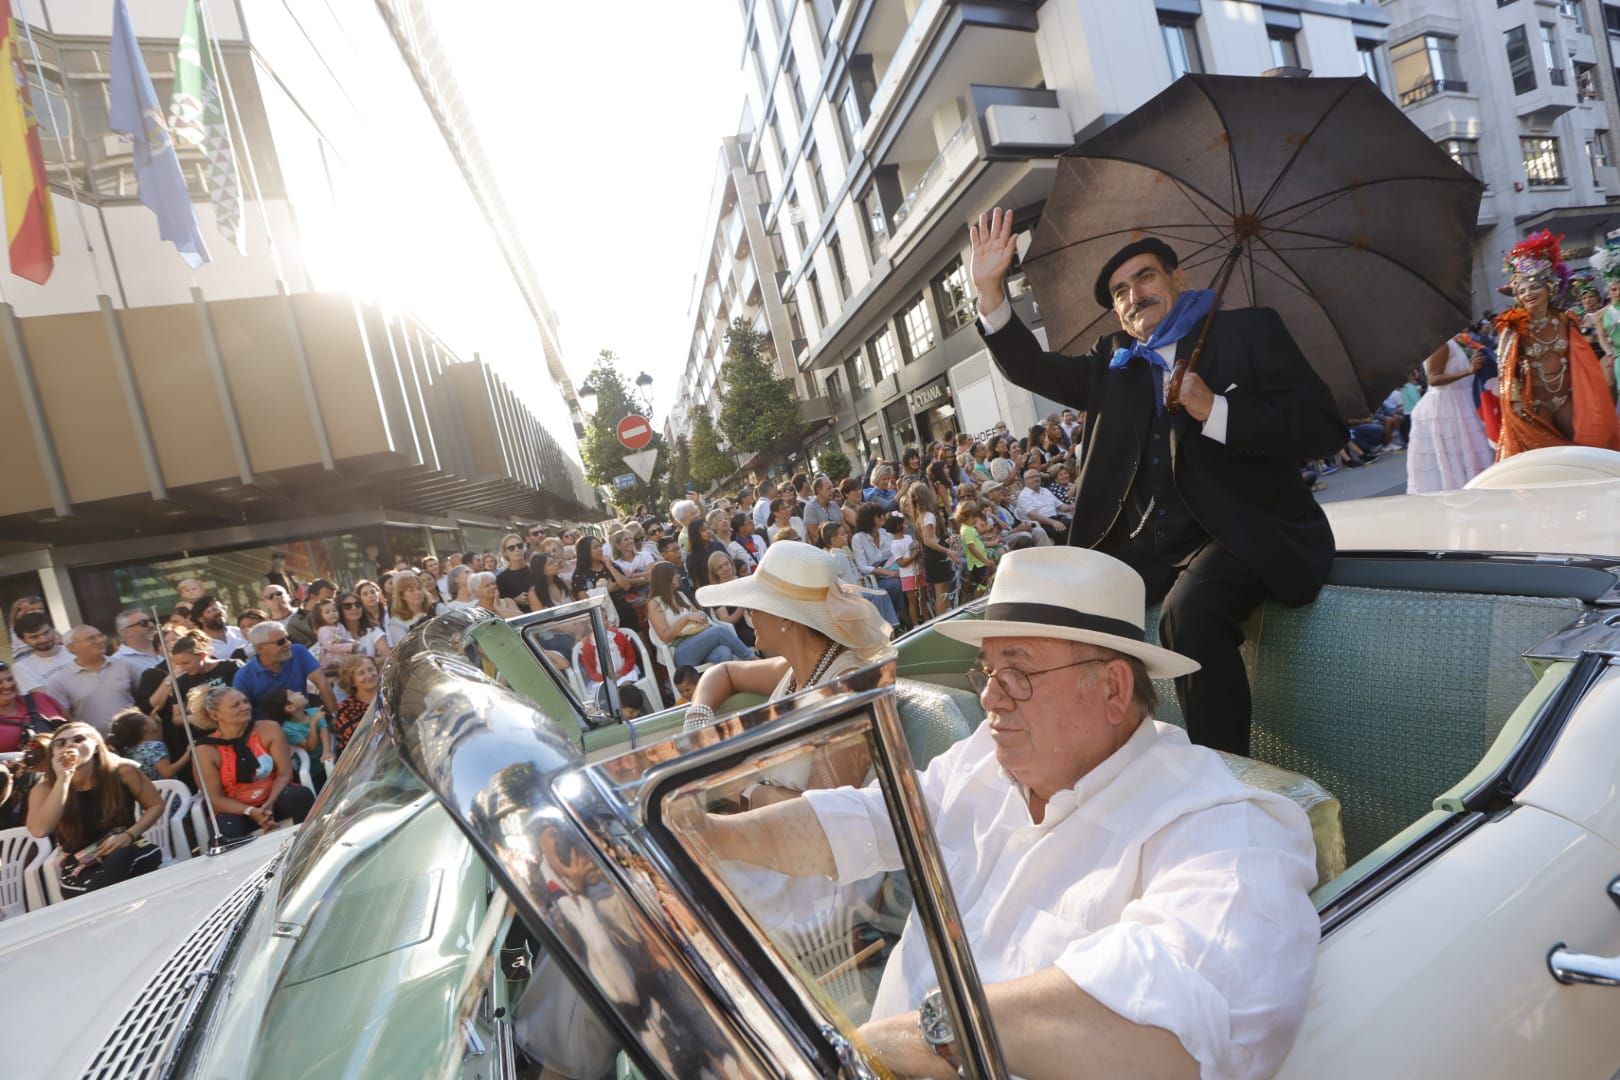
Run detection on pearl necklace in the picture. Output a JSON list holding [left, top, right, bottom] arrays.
[[786, 641, 844, 695]]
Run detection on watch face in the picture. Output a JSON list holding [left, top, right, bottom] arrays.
[[919, 989, 954, 1047]]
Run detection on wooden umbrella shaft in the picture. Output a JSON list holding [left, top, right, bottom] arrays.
[[1166, 245, 1243, 414]]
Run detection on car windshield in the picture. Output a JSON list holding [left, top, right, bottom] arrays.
[[181, 705, 502, 1078]]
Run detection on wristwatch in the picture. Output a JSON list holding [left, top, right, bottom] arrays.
[[918, 988, 962, 1076]]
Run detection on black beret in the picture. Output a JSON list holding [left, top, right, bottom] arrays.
[[1094, 237, 1180, 308]]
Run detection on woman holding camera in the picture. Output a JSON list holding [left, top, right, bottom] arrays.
[[189, 685, 314, 840], [26, 721, 165, 898]]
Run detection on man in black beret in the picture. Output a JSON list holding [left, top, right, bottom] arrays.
[[968, 208, 1345, 755]]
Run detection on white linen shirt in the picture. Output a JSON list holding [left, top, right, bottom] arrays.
[[805, 717, 1319, 1080]]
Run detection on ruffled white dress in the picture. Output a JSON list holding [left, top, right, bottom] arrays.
[[1406, 340, 1495, 494]]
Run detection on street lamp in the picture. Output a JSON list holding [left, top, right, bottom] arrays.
[[635, 371, 654, 389], [577, 381, 597, 417]]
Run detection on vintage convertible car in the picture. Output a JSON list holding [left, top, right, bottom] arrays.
[[4, 452, 1619, 1078]]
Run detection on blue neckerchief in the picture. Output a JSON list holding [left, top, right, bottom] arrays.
[[1109, 289, 1219, 370]]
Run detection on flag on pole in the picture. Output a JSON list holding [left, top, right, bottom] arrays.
[[0, 0, 56, 283], [169, 0, 242, 254], [109, 0, 208, 268]]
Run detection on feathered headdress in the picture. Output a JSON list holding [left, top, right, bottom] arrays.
[[1590, 242, 1620, 284], [1504, 229, 1573, 308]]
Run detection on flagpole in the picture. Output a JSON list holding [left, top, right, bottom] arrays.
[[151, 605, 234, 856], [14, 0, 114, 303], [198, 0, 281, 282]]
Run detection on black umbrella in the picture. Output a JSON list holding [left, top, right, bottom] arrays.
[[1021, 74, 1484, 418]]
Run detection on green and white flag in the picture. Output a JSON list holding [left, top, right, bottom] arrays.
[[168, 0, 243, 252]]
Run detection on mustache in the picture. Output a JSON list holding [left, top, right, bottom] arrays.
[[1128, 297, 1162, 317]]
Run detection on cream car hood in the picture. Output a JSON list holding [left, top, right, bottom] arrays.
[[0, 836, 285, 1079], [1326, 447, 1620, 558]]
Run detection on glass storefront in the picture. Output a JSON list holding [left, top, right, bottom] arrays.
[[909, 377, 958, 445], [882, 398, 918, 456], [859, 414, 888, 463]]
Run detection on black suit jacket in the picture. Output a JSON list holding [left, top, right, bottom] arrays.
[[983, 307, 1345, 607]]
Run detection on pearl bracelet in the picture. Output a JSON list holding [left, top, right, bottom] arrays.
[[682, 703, 717, 733]]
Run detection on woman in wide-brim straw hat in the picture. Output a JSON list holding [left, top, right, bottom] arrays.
[[682, 540, 892, 743]]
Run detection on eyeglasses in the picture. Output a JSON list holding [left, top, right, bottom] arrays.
[[965, 657, 1111, 701], [340, 601, 362, 609], [266, 636, 291, 648], [124, 618, 155, 629], [57, 733, 91, 746], [504, 544, 523, 552]]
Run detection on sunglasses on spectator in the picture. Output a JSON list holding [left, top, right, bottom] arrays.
[[266, 636, 291, 647], [504, 544, 523, 551], [56, 733, 91, 746], [126, 617, 155, 628], [340, 601, 362, 609]]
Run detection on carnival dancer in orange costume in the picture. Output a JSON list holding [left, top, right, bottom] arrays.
[[1494, 230, 1620, 458]]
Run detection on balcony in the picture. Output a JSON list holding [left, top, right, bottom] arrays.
[[1399, 78, 1468, 107], [1599, 165, 1620, 199], [858, 0, 946, 152], [724, 209, 747, 262], [888, 117, 981, 254], [1515, 76, 1578, 126]]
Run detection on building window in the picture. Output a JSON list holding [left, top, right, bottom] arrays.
[[807, 141, 828, 214], [1391, 34, 1466, 104], [867, 326, 899, 381], [1268, 28, 1301, 69], [1577, 62, 1603, 100], [1541, 23, 1567, 86], [1441, 138, 1484, 184], [784, 49, 806, 121], [804, 270, 827, 329], [1160, 17, 1203, 79], [787, 186, 808, 251], [768, 110, 787, 171], [859, 185, 889, 257], [1589, 131, 1612, 184], [788, 296, 807, 342], [931, 257, 976, 335], [1505, 25, 1538, 94], [827, 231, 850, 300], [899, 293, 934, 361], [846, 351, 873, 392], [839, 85, 864, 151], [825, 369, 844, 408], [1561, 0, 1586, 32], [1357, 39, 1384, 90], [1521, 136, 1566, 186], [1608, 2, 1620, 35]]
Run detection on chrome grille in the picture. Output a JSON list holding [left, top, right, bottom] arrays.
[[82, 849, 283, 1080]]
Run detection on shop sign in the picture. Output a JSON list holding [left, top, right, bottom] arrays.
[[908, 381, 949, 413]]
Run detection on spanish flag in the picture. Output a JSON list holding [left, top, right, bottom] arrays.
[[0, 1, 56, 284]]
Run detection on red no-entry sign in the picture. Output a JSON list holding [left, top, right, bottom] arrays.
[[616, 414, 653, 451]]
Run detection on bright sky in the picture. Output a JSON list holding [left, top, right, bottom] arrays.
[[430, 2, 744, 421]]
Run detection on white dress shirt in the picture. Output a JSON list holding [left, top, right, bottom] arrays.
[[1014, 484, 1064, 522], [805, 717, 1319, 1080], [112, 643, 165, 673], [980, 298, 1229, 444]]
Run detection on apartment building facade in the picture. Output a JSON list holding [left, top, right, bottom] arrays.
[[1382, 0, 1620, 315], [0, 0, 595, 634], [672, 0, 1397, 477]]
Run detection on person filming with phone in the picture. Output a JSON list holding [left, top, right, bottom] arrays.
[[26, 721, 165, 898]]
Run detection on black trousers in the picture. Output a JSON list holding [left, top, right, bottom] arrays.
[[215, 784, 317, 840], [1133, 540, 1269, 757], [60, 840, 163, 899]]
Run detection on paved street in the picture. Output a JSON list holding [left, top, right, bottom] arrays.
[[1312, 451, 1409, 504]]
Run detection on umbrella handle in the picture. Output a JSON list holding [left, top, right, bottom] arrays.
[[1167, 246, 1242, 414]]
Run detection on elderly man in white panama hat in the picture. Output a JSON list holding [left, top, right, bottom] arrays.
[[698, 546, 1319, 1079]]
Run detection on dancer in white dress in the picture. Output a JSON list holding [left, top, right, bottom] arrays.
[[1406, 336, 1494, 493]]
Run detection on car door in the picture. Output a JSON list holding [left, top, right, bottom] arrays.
[[1278, 657, 1620, 1077]]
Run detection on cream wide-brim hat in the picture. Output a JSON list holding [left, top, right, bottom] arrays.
[[695, 541, 891, 653], [936, 547, 1199, 679]]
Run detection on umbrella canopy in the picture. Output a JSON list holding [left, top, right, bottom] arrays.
[[1022, 74, 1484, 418]]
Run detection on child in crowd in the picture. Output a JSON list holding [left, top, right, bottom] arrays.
[[107, 708, 188, 783], [310, 598, 356, 665], [671, 666, 701, 706], [262, 687, 334, 789], [954, 499, 994, 598], [615, 684, 648, 720], [887, 512, 922, 629], [578, 600, 644, 694]]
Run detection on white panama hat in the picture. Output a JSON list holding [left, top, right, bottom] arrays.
[[695, 541, 891, 653], [936, 547, 1199, 679]]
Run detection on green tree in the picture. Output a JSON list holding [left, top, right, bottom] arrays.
[[662, 434, 691, 505], [816, 448, 852, 483], [716, 318, 804, 458], [689, 408, 732, 488], [578, 350, 665, 513]]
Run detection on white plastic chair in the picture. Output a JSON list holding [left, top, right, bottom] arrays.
[[142, 779, 192, 866], [289, 747, 314, 791], [0, 827, 50, 917], [646, 618, 715, 691], [572, 634, 665, 716]]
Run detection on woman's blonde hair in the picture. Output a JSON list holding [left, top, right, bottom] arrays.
[[186, 684, 239, 730], [706, 549, 733, 578]]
